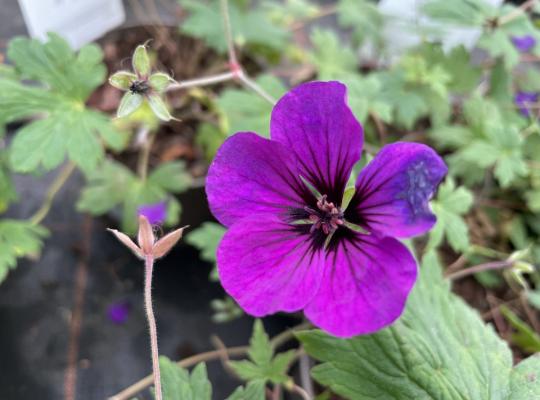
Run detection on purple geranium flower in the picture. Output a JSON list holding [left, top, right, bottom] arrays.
[[107, 301, 131, 324], [138, 201, 167, 225], [206, 81, 447, 337], [515, 91, 538, 117], [511, 35, 536, 53]]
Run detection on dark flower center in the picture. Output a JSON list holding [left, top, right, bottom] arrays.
[[304, 195, 344, 235], [130, 80, 150, 95]]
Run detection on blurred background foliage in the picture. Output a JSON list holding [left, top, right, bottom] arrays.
[[1, 0, 540, 384]]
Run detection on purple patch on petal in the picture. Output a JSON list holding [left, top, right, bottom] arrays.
[[515, 91, 539, 117], [347, 142, 447, 238], [512, 35, 536, 53], [206, 81, 446, 337], [107, 302, 131, 324], [138, 201, 167, 224]]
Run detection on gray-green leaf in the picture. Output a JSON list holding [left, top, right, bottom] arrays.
[[298, 251, 540, 400]]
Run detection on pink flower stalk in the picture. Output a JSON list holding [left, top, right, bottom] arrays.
[[108, 216, 186, 399], [206, 81, 447, 338]]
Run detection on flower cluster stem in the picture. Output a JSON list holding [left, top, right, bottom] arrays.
[[446, 260, 514, 281], [166, 0, 277, 105], [144, 255, 162, 400]]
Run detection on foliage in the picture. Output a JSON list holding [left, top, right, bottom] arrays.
[[0, 220, 48, 284], [297, 251, 540, 399], [0, 33, 123, 175], [427, 178, 474, 252], [77, 160, 191, 234], [229, 320, 296, 385], [179, 0, 289, 58], [158, 357, 212, 400], [216, 75, 286, 136], [185, 222, 225, 280]]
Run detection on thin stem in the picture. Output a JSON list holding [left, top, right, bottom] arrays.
[[288, 383, 312, 400], [166, 71, 235, 92], [299, 352, 314, 399], [29, 161, 76, 225], [238, 71, 277, 105], [446, 260, 513, 281], [144, 255, 162, 400], [219, 0, 276, 105], [137, 128, 155, 182], [220, 0, 238, 67], [108, 321, 312, 400], [499, 0, 537, 25]]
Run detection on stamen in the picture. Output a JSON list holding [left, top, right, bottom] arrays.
[[305, 195, 344, 235]]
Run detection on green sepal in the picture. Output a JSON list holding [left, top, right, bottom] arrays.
[[117, 92, 143, 118], [109, 71, 136, 90], [132, 45, 150, 77], [149, 72, 173, 92]]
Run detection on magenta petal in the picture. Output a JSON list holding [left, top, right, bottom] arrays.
[[304, 235, 417, 337], [217, 214, 326, 316], [271, 81, 363, 203], [349, 142, 447, 238], [206, 132, 305, 227]]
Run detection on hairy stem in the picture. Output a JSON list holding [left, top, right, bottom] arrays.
[[446, 260, 513, 281], [144, 255, 162, 400], [220, 0, 238, 67], [166, 71, 235, 92], [29, 161, 76, 225], [219, 0, 277, 105], [238, 70, 277, 105]]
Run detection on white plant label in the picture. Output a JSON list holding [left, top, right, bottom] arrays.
[[18, 0, 125, 49]]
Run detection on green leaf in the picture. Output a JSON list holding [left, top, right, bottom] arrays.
[[217, 74, 286, 137], [310, 28, 357, 80], [180, 0, 289, 55], [159, 357, 212, 400], [226, 380, 265, 400], [341, 75, 392, 124], [148, 161, 192, 193], [336, 0, 383, 46], [229, 320, 296, 385], [427, 178, 473, 252], [429, 125, 474, 149], [185, 222, 225, 264], [528, 290, 540, 310], [77, 160, 182, 234], [509, 355, 540, 399], [147, 93, 174, 121], [421, 0, 496, 27], [477, 30, 520, 70], [195, 123, 226, 161], [298, 250, 540, 400], [417, 43, 482, 94], [1, 34, 121, 173], [132, 45, 150, 77], [0, 151, 17, 212], [117, 92, 144, 118], [500, 306, 540, 354], [0, 220, 48, 284], [8, 33, 105, 100]]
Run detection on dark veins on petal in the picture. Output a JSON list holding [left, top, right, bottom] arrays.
[[285, 176, 360, 253]]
